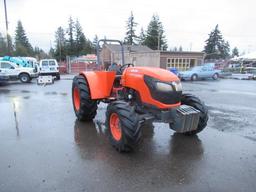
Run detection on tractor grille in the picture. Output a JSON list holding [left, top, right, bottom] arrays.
[[171, 105, 200, 133]]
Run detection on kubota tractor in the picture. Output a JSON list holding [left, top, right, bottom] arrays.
[[72, 40, 208, 152]]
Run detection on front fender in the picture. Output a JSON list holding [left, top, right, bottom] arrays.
[[80, 71, 116, 99]]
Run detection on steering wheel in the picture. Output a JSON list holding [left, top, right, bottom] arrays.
[[119, 63, 134, 73]]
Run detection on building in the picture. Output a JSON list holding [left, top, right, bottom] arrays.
[[101, 44, 204, 71], [160, 51, 205, 71], [100, 44, 160, 69], [68, 54, 100, 73]]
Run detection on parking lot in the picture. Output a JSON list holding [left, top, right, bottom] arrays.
[[0, 77, 256, 192]]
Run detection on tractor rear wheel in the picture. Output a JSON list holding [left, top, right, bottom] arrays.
[[106, 101, 142, 152], [180, 93, 208, 135], [72, 75, 98, 121]]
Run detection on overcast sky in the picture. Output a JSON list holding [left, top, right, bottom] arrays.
[[0, 0, 255, 54]]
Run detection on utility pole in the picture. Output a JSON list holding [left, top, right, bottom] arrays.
[[59, 39, 62, 62], [158, 31, 163, 50], [4, 0, 10, 54], [158, 33, 160, 50]]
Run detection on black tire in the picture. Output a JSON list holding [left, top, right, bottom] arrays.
[[72, 75, 98, 121], [56, 73, 60, 80], [212, 73, 219, 80], [191, 74, 198, 81], [180, 93, 208, 135], [19, 73, 31, 83], [106, 101, 142, 152]]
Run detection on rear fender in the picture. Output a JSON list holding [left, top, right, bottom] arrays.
[[80, 71, 116, 99]]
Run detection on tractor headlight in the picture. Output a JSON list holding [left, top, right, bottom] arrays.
[[144, 75, 182, 105], [155, 81, 182, 92], [155, 82, 174, 92], [172, 81, 182, 92]]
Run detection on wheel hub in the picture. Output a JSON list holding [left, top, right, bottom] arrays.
[[22, 76, 27, 81], [73, 87, 80, 111], [110, 113, 122, 141]]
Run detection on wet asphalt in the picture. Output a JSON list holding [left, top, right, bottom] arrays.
[[0, 77, 256, 192]]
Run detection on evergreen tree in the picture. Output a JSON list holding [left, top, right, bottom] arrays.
[[92, 35, 98, 53], [221, 41, 230, 58], [33, 46, 48, 60], [14, 20, 33, 56], [66, 17, 75, 55], [232, 47, 239, 57], [0, 33, 8, 56], [7, 34, 14, 55], [54, 26, 66, 61], [124, 12, 138, 45], [204, 24, 230, 59], [138, 28, 145, 45], [143, 15, 168, 50], [49, 47, 55, 59], [74, 19, 86, 56], [84, 39, 93, 54], [0, 34, 14, 55]]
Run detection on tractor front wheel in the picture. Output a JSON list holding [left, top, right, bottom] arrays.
[[179, 93, 208, 135], [106, 101, 142, 152], [72, 75, 98, 121]]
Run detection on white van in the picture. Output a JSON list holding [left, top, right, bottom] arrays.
[[39, 59, 60, 80]]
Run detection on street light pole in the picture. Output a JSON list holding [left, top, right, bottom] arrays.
[[4, 0, 10, 54]]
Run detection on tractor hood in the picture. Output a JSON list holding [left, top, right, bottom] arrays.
[[122, 66, 181, 109], [124, 67, 179, 82]]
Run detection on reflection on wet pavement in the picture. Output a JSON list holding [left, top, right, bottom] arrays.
[[73, 118, 206, 186]]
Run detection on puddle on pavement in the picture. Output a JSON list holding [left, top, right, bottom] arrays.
[[0, 89, 11, 94], [23, 96, 30, 99], [244, 136, 256, 142], [60, 92, 68, 96], [44, 91, 58, 95], [21, 90, 30, 93], [207, 105, 253, 133]]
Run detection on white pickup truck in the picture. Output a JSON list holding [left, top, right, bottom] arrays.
[[0, 60, 38, 83]]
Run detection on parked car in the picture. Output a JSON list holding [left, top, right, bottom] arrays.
[[178, 65, 221, 81], [0, 61, 38, 83], [169, 67, 179, 75], [39, 59, 60, 80], [244, 67, 256, 80]]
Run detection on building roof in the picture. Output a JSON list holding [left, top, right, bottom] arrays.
[[105, 44, 154, 53]]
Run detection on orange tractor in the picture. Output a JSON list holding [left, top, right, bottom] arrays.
[[72, 40, 208, 152]]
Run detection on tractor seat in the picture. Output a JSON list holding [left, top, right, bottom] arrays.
[[108, 63, 122, 75]]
